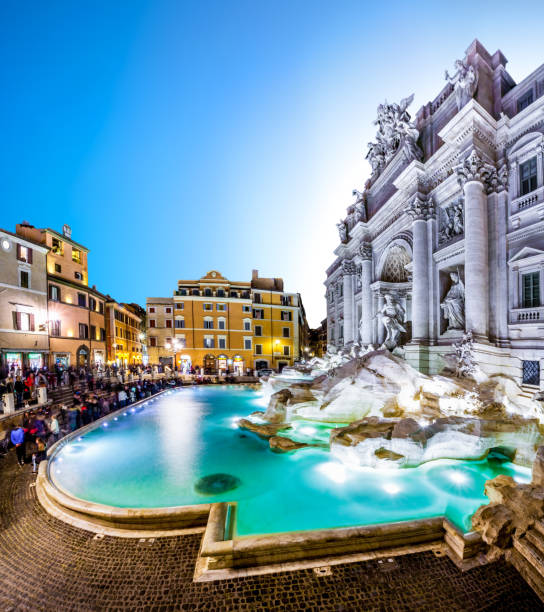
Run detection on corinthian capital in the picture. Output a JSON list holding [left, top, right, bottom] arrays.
[[342, 259, 356, 275], [358, 242, 372, 260], [456, 149, 501, 192], [405, 194, 435, 221]]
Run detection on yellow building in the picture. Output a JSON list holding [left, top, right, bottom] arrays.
[[106, 302, 144, 366], [16, 222, 108, 367], [146, 270, 309, 373]]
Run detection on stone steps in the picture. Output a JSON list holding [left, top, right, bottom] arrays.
[[511, 530, 544, 602], [508, 547, 544, 602], [534, 520, 544, 537]]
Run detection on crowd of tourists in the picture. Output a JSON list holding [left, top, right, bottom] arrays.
[[0, 376, 174, 470]]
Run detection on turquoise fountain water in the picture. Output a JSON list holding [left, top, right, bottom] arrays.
[[49, 386, 531, 537]]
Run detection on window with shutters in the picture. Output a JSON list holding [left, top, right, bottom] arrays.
[[49, 285, 60, 301], [90, 325, 96, 339], [77, 293, 86, 307], [218, 337, 226, 349], [79, 323, 88, 339], [255, 344, 263, 355], [50, 320, 61, 337], [72, 248, 81, 263], [17, 244, 32, 263], [149, 337, 157, 347], [89, 297, 96, 311], [175, 318, 185, 328], [282, 327, 290, 338], [166, 319, 172, 328], [19, 270, 29, 288], [14, 311, 34, 331], [100, 328, 106, 341], [283, 345, 290, 356], [149, 319, 156, 328], [255, 325, 262, 336]]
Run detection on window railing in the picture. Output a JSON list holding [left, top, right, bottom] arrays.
[[512, 185, 543, 213], [509, 306, 544, 324]]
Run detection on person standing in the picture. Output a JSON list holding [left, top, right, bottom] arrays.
[[14, 376, 25, 408], [49, 414, 60, 443], [10, 425, 26, 466]]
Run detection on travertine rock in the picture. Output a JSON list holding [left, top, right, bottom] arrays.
[[264, 389, 293, 423], [374, 447, 404, 461], [472, 503, 515, 548], [269, 436, 310, 453], [238, 419, 291, 439], [532, 446, 544, 486]]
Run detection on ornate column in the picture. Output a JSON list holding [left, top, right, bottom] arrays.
[[406, 195, 434, 342], [359, 243, 373, 345], [342, 259, 356, 345], [456, 150, 503, 341], [377, 293, 385, 345]]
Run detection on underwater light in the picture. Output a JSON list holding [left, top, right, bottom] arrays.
[[103, 423, 108, 427], [316, 462, 347, 484], [383, 483, 401, 495], [123, 412, 127, 416], [448, 471, 468, 485], [114, 417, 118, 421], [77, 437, 83, 442]]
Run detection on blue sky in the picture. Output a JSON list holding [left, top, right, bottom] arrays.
[[1, 0, 543, 325]]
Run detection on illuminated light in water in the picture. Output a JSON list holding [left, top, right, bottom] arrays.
[[299, 426, 317, 436], [448, 471, 468, 485], [131, 408, 136, 413], [56, 469, 61, 474], [103, 423, 108, 428], [383, 483, 401, 495], [316, 462, 347, 484], [77, 437, 83, 442], [123, 413, 128, 416], [114, 417, 118, 421]]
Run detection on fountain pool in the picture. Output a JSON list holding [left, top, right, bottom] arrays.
[[48, 386, 531, 537]]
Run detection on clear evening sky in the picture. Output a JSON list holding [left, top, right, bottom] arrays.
[[1, 0, 543, 326]]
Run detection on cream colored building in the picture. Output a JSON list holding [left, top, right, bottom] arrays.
[[0, 228, 49, 372]]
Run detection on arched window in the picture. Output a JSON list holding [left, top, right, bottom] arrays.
[[175, 316, 185, 329], [204, 316, 213, 329], [217, 317, 226, 330], [243, 318, 251, 331]]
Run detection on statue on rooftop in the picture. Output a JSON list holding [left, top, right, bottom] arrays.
[[366, 94, 422, 179], [337, 220, 348, 243], [445, 58, 478, 111]]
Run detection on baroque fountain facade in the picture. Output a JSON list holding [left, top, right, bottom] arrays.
[[325, 39, 544, 388]]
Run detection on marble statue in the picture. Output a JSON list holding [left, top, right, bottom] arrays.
[[445, 58, 478, 110], [352, 189, 367, 223], [376, 294, 406, 350], [439, 199, 464, 243], [454, 331, 476, 378], [337, 220, 347, 243], [366, 94, 422, 179], [441, 271, 465, 330]]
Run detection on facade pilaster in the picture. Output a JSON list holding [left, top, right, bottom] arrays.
[[342, 259, 356, 345], [405, 194, 434, 343], [456, 150, 506, 342], [358, 243, 373, 345]]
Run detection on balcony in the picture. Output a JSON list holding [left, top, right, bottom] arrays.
[[511, 185, 544, 214], [509, 306, 544, 324]]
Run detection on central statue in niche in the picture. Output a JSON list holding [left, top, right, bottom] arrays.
[[375, 294, 406, 350], [441, 271, 465, 330]]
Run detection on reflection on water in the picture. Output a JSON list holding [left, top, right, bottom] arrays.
[[50, 386, 532, 537]]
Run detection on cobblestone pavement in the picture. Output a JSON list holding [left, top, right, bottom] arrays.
[[0, 452, 542, 612]]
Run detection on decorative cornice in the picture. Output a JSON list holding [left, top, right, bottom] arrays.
[[405, 194, 435, 221]]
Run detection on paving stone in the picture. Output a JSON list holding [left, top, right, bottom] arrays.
[[0, 451, 542, 611]]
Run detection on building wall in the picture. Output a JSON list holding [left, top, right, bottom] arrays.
[[106, 302, 143, 365], [147, 270, 307, 372], [324, 40, 544, 388], [0, 230, 49, 370]]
